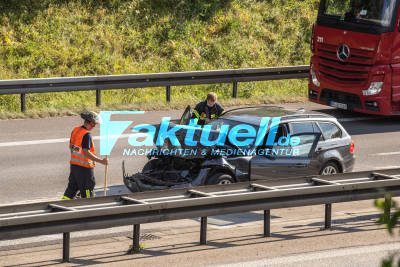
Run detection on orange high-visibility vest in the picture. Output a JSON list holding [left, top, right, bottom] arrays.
[[70, 126, 96, 168]]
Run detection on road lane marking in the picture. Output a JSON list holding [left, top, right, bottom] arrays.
[[337, 117, 380, 122], [0, 134, 133, 148], [372, 152, 400, 156], [371, 166, 400, 170], [0, 138, 70, 147]]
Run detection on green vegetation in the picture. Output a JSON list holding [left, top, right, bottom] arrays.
[[0, 0, 319, 117], [128, 243, 145, 254], [375, 194, 400, 267]]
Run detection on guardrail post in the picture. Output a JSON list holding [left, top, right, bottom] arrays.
[[20, 93, 26, 112], [62, 232, 70, 262], [385, 194, 392, 220], [166, 86, 171, 102], [324, 203, 332, 229], [264, 210, 271, 237], [133, 224, 140, 253], [96, 89, 101, 106], [232, 82, 238, 98], [200, 217, 207, 245]]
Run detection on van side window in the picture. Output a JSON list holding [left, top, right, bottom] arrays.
[[318, 122, 342, 140], [290, 122, 314, 135], [312, 122, 324, 141], [312, 122, 321, 133]]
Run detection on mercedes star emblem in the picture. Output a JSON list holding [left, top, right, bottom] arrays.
[[337, 44, 350, 62]]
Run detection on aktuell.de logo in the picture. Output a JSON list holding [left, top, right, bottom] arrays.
[[99, 111, 301, 156]]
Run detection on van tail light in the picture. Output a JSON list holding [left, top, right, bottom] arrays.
[[349, 141, 354, 154]]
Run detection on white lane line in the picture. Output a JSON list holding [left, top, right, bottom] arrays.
[[372, 152, 400, 156], [337, 117, 380, 122], [371, 166, 400, 170], [0, 133, 133, 148], [355, 166, 400, 171], [0, 138, 69, 147]]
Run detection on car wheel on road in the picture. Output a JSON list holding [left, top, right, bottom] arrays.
[[206, 172, 235, 185], [320, 162, 339, 175]]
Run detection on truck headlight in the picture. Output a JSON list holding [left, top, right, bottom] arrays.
[[311, 69, 320, 87], [363, 82, 383, 96]]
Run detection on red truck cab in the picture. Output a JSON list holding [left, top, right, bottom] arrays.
[[309, 0, 400, 115]]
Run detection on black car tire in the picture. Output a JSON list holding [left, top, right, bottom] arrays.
[[320, 161, 339, 175], [206, 172, 235, 185]]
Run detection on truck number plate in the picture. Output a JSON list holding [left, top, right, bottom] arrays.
[[330, 101, 347, 110]]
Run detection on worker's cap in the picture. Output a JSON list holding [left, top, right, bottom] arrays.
[[80, 111, 101, 124]]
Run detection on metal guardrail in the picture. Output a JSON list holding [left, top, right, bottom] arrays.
[[0, 169, 399, 262], [0, 65, 310, 112]]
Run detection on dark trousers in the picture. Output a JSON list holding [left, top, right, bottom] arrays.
[[63, 164, 95, 199]]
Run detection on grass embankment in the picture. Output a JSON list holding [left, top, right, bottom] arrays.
[[0, 0, 319, 119]]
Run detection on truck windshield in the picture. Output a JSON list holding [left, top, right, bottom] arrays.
[[323, 0, 396, 27]]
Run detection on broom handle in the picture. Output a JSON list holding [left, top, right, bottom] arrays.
[[104, 156, 109, 196]]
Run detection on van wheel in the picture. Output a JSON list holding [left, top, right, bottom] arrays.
[[320, 162, 339, 175], [206, 172, 235, 185]]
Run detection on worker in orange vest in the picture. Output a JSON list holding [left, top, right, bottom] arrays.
[[62, 111, 108, 199]]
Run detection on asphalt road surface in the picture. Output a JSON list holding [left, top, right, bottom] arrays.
[[1, 102, 400, 205]]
